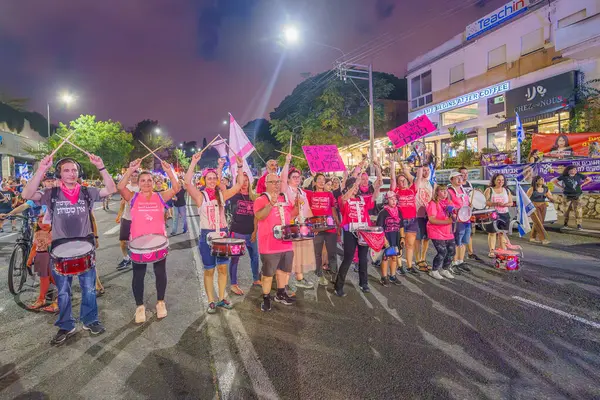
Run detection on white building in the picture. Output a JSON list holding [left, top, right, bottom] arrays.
[[406, 0, 600, 160], [0, 120, 47, 179]]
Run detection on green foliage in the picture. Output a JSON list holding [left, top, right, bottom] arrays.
[[520, 135, 532, 163], [480, 147, 497, 154], [269, 70, 403, 158], [173, 148, 190, 170], [569, 78, 600, 133], [25, 115, 134, 178]]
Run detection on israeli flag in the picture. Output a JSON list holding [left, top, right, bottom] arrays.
[[429, 163, 436, 186], [516, 112, 525, 144], [516, 180, 535, 237]]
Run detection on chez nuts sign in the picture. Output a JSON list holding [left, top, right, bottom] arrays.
[[505, 71, 576, 118]]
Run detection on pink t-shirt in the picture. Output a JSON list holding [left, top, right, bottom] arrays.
[[339, 196, 374, 227], [425, 200, 453, 240], [395, 185, 417, 220], [306, 190, 337, 233], [254, 194, 294, 254], [129, 192, 166, 240]]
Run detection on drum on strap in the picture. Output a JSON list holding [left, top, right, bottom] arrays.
[[51, 240, 95, 276], [211, 238, 246, 257], [471, 189, 487, 210], [356, 226, 385, 251], [457, 206, 472, 223], [129, 234, 169, 264], [273, 224, 315, 241], [471, 209, 498, 224], [306, 215, 336, 232]]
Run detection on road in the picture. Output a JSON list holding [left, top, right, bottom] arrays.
[[0, 198, 599, 399]]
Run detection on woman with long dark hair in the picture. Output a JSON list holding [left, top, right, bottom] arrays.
[[551, 165, 591, 230], [550, 135, 573, 158], [527, 175, 554, 244]]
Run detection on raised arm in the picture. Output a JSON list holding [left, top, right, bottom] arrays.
[[89, 154, 117, 198], [117, 159, 141, 202], [158, 160, 180, 202], [185, 152, 204, 208], [22, 155, 53, 201], [390, 160, 397, 191], [280, 154, 291, 194], [222, 155, 244, 201]]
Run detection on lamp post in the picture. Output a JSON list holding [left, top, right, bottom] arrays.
[[47, 92, 75, 136]]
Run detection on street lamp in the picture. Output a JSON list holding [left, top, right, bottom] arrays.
[[154, 127, 161, 134], [47, 91, 76, 136], [222, 120, 227, 125], [179, 143, 183, 147]]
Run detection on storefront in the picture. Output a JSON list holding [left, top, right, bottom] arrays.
[[497, 70, 577, 147]]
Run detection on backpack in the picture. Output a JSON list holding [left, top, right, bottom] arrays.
[[49, 186, 98, 241]]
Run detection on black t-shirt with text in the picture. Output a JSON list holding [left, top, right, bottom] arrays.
[[0, 190, 14, 211], [557, 173, 585, 199], [376, 207, 402, 248], [229, 193, 255, 235]]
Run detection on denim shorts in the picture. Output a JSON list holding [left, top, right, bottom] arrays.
[[199, 229, 230, 269], [454, 222, 471, 246], [403, 218, 418, 233], [416, 217, 428, 240]]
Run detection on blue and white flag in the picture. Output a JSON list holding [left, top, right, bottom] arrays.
[[516, 112, 525, 144], [516, 180, 535, 237], [429, 163, 436, 186]]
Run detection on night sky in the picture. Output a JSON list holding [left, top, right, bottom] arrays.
[[0, 0, 505, 142]]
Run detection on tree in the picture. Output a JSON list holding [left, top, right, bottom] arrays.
[[26, 115, 134, 177], [569, 77, 600, 133], [269, 70, 402, 169], [173, 148, 190, 171], [129, 119, 173, 169], [202, 137, 208, 148], [242, 118, 277, 168]]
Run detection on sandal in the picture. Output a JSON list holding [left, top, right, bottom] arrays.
[[27, 299, 46, 310], [230, 284, 244, 296], [488, 252, 495, 258], [41, 303, 59, 313], [416, 261, 430, 272]]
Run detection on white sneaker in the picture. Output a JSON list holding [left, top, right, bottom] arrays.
[[429, 270, 444, 280], [440, 269, 454, 279]]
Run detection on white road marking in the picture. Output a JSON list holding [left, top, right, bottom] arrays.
[[103, 224, 121, 235], [94, 206, 104, 210], [0, 233, 18, 240], [512, 296, 600, 329], [186, 205, 279, 400]]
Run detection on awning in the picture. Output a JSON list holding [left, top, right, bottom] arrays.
[[496, 106, 568, 128]]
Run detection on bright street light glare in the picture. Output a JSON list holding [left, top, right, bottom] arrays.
[[60, 92, 75, 105], [179, 143, 183, 147], [222, 120, 227, 125], [154, 128, 161, 134], [283, 25, 300, 44]]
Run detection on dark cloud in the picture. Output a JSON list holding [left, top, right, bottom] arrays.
[[376, 0, 396, 20]]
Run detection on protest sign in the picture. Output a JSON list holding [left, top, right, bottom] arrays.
[[302, 145, 346, 172], [386, 115, 436, 149], [485, 163, 536, 184], [480, 152, 516, 166], [531, 133, 600, 159]]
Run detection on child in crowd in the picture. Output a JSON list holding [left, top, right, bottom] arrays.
[[376, 191, 404, 286]]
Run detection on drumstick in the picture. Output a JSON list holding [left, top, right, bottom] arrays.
[[274, 150, 304, 160], [49, 130, 77, 158], [140, 144, 166, 161], [138, 140, 164, 163], [197, 136, 221, 155], [56, 134, 92, 157], [216, 135, 242, 162]]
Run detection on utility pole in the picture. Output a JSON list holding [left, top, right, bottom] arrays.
[[336, 61, 375, 175]]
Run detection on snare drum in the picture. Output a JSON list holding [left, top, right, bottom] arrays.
[[471, 209, 498, 223], [457, 206, 472, 223], [129, 234, 169, 264], [211, 238, 246, 257], [273, 224, 315, 241], [306, 215, 336, 232], [356, 226, 385, 251], [51, 240, 95, 276], [471, 189, 487, 210]]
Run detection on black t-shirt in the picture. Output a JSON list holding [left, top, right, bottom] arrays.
[[557, 173, 585, 199], [173, 188, 186, 207], [229, 193, 255, 235], [376, 208, 402, 248], [0, 190, 14, 211]]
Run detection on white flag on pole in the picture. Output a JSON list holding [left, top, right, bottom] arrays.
[[228, 113, 255, 184], [516, 180, 535, 237]]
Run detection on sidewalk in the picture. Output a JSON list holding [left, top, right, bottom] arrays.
[[544, 215, 600, 238]]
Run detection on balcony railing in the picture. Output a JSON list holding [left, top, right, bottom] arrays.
[[555, 12, 600, 59]]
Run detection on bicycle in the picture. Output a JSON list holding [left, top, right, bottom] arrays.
[[5, 215, 34, 295]]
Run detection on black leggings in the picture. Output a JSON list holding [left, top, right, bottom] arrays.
[[335, 231, 369, 292], [431, 239, 456, 271], [132, 258, 167, 306]]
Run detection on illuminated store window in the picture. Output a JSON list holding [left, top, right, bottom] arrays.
[[441, 103, 478, 126]]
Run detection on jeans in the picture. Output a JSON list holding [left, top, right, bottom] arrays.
[[132, 258, 167, 306], [431, 239, 456, 271], [335, 231, 369, 292], [171, 205, 188, 234], [313, 231, 338, 276], [229, 232, 259, 284], [52, 266, 99, 331]]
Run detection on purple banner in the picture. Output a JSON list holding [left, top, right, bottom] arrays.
[[480, 152, 516, 166], [485, 158, 600, 191]]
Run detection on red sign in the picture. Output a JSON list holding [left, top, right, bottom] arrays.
[[302, 145, 347, 172], [531, 133, 600, 159], [386, 115, 436, 149]]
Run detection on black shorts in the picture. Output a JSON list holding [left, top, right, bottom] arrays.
[[260, 251, 293, 277], [119, 218, 132, 241]]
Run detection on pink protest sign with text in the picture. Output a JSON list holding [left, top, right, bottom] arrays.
[[386, 115, 436, 148], [302, 145, 347, 172]]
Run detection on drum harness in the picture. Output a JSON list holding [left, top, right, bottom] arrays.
[[49, 186, 96, 249], [448, 185, 471, 231], [202, 190, 226, 242], [349, 196, 367, 236], [263, 192, 288, 228]]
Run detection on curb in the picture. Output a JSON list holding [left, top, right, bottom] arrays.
[[545, 224, 600, 238]]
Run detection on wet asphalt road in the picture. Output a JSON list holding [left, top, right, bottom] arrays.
[[0, 199, 599, 399]]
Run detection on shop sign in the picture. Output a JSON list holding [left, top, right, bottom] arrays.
[[505, 71, 576, 118], [466, 0, 535, 41], [418, 81, 510, 117]]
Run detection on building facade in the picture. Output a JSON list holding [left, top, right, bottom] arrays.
[[0, 120, 47, 179], [406, 0, 600, 162]]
